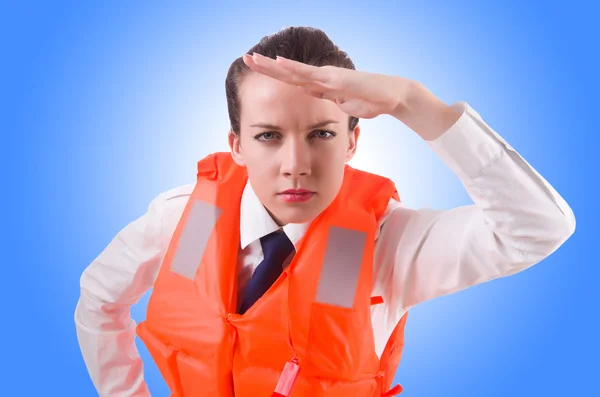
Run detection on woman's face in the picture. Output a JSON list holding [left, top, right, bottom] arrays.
[[229, 72, 359, 225]]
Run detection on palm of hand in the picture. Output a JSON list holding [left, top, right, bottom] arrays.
[[243, 53, 410, 119]]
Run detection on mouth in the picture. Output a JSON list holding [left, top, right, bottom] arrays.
[[279, 189, 314, 194], [277, 189, 316, 203]]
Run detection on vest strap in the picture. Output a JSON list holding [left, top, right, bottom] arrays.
[[382, 383, 404, 396]]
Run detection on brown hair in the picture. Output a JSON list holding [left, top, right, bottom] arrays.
[[225, 26, 359, 135]]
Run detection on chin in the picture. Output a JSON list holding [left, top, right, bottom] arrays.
[[277, 206, 321, 225]]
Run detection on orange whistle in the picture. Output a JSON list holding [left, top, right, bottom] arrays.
[[271, 357, 300, 397]]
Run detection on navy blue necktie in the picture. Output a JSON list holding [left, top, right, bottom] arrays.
[[238, 230, 295, 314]]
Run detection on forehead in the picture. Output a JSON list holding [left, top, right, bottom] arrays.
[[238, 72, 346, 128]]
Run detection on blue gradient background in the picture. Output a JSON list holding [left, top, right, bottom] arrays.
[[3, 1, 597, 396]]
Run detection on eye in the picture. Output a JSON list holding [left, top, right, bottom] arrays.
[[253, 132, 280, 141], [312, 129, 336, 139]]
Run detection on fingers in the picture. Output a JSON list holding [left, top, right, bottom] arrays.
[[243, 53, 303, 84], [273, 56, 358, 98], [243, 53, 332, 90], [274, 56, 330, 84], [243, 53, 284, 79]]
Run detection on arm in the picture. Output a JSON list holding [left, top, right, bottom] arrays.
[[238, 53, 576, 310], [391, 79, 464, 141], [375, 93, 575, 311], [74, 194, 166, 397]]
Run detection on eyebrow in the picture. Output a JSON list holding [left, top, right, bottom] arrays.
[[249, 120, 339, 130]]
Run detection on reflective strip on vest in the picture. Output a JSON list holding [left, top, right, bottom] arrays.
[[170, 198, 222, 280], [315, 226, 367, 308]]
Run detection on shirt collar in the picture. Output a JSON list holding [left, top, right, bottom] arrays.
[[239, 181, 310, 250]]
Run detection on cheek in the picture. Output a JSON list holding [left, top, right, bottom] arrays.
[[240, 136, 276, 166], [314, 145, 347, 184], [320, 137, 350, 166], [244, 152, 279, 195], [246, 157, 278, 181]]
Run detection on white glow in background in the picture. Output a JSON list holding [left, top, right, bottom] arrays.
[[3, 1, 596, 396]]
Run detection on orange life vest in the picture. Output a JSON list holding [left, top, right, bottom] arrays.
[[137, 152, 409, 396]]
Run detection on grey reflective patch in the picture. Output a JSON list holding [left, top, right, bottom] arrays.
[[170, 199, 222, 280], [315, 226, 366, 308]]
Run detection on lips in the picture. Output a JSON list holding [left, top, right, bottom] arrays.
[[280, 189, 313, 194], [278, 189, 316, 203]]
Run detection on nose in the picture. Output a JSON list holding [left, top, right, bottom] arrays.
[[280, 137, 311, 178]]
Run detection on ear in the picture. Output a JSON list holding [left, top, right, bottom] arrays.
[[345, 124, 360, 162], [228, 130, 246, 166]]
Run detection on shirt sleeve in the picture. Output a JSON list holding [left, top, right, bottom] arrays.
[[74, 191, 168, 397], [374, 101, 576, 312]]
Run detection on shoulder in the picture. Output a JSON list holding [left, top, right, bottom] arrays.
[[158, 183, 195, 202], [375, 198, 404, 240], [149, 182, 196, 217], [148, 183, 196, 246]]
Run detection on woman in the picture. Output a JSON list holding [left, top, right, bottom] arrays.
[[75, 26, 575, 396]]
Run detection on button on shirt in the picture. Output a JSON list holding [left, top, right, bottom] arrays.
[[74, 101, 576, 397]]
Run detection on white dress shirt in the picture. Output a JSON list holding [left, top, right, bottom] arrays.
[[74, 101, 576, 397]]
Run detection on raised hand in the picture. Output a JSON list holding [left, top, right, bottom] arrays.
[[242, 53, 415, 120]]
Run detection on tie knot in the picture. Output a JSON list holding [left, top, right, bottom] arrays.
[[237, 230, 295, 314], [260, 230, 295, 262]]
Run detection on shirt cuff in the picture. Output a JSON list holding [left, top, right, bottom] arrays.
[[427, 101, 511, 182]]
